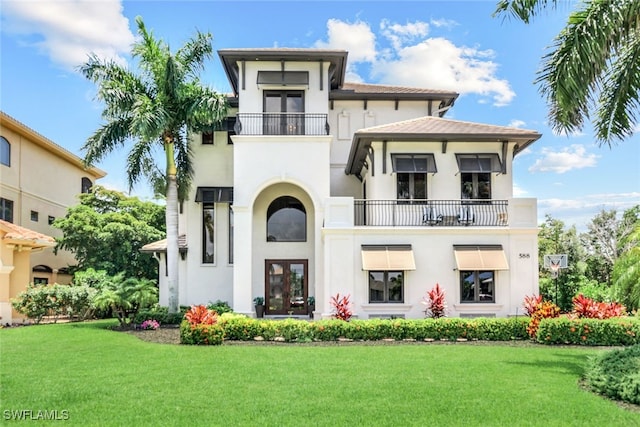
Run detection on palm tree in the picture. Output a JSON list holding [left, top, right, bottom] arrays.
[[494, 0, 640, 146], [80, 16, 228, 313]]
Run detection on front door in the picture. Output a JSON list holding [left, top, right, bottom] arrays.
[[265, 260, 307, 315]]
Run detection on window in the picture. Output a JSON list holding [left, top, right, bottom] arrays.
[[81, 177, 93, 194], [202, 204, 215, 264], [228, 208, 234, 264], [263, 91, 304, 135], [392, 154, 436, 201], [369, 271, 404, 303], [0, 136, 10, 166], [33, 277, 49, 285], [48, 216, 56, 225], [460, 271, 495, 303], [0, 198, 13, 223], [202, 131, 214, 145], [31, 211, 39, 222], [267, 196, 306, 242], [456, 154, 501, 200]]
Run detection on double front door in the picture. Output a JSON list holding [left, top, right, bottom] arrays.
[[265, 260, 307, 315]]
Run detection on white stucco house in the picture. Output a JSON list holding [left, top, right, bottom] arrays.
[[142, 48, 541, 319]]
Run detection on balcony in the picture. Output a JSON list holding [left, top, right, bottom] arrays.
[[354, 199, 509, 227], [235, 113, 329, 136]]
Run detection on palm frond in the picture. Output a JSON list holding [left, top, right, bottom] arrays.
[[125, 137, 157, 191], [172, 127, 194, 203], [83, 118, 133, 165], [181, 84, 229, 130], [176, 30, 214, 77], [595, 35, 640, 145], [493, 0, 560, 23], [534, 0, 626, 136], [132, 16, 168, 89]]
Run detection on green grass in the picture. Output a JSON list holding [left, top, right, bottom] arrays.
[[1, 321, 639, 426]]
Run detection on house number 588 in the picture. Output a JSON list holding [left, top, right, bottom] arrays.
[[519, 253, 530, 259]]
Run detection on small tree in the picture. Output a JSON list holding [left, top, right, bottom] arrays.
[[93, 274, 158, 327]]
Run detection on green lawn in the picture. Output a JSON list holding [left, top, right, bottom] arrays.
[[1, 321, 638, 426]]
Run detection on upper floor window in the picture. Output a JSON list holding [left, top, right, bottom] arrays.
[[0, 198, 13, 223], [267, 196, 306, 242], [31, 210, 39, 222], [81, 177, 93, 194], [202, 131, 214, 145], [263, 91, 304, 135], [0, 136, 10, 166], [456, 154, 501, 200], [392, 154, 436, 201]]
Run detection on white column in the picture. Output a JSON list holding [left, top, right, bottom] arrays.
[[232, 206, 253, 315]]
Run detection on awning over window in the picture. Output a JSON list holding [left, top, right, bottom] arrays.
[[455, 154, 502, 173], [195, 187, 234, 203], [361, 245, 416, 271], [453, 245, 509, 270], [391, 154, 437, 173], [257, 71, 309, 86]]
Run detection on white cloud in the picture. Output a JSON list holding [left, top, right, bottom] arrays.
[[508, 119, 526, 128], [538, 192, 640, 230], [314, 19, 515, 107], [512, 183, 528, 197], [2, 0, 134, 69], [528, 144, 600, 174], [314, 19, 376, 63]]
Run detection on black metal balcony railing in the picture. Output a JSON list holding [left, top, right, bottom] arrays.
[[235, 113, 329, 136], [354, 199, 509, 227]]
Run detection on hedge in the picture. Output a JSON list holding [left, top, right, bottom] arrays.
[[535, 317, 640, 346]]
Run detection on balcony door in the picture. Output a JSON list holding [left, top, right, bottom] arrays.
[[265, 260, 307, 315], [263, 91, 304, 135]]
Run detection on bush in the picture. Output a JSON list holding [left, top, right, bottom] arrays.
[[179, 320, 224, 345], [535, 317, 640, 346], [207, 300, 233, 315], [133, 306, 186, 325], [12, 283, 96, 323], [585, 344, 640, 405]]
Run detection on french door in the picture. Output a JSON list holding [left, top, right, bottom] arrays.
[[263, 91, 304, 135], [265, 260, 307, 315]]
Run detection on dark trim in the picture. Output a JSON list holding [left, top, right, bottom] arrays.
[[453, 244, 504, 251], [501, 141, 508, 174], [319, 60, 323, 91], [382, 140, 387, 174], [195, 187, 234, 203], [362, 244, 412, 251]]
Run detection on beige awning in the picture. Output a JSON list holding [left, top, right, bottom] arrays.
[[361, 245, 416, 271], [454, 245, 509, 270]]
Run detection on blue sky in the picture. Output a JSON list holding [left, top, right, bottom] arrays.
[[1, 0, 638, 231]]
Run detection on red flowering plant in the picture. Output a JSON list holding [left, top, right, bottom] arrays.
[[180, 305, 223, 345], [522, 294, 543, 316], [526, 299, 560, 338], [184, 304, 219, 327], [572, 294, 626, 319], [422, 283, 447, 318], [330, 293, 353, 321]]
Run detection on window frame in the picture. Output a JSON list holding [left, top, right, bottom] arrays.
[[0, 136, 10, 166], [202, 203, 215, 264], [392, 154, 436, 202], [460, 270, 495, 303], [228, 207, 234, 265], [81, 177, 93, 194], [368, 270, 404, 303], [266, 196, 306, 242], [31, 210, 39, 222], [0, 198, 14, 223]]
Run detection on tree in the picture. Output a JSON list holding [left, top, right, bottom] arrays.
[[92, 273, 159, 327], [581, 206, 640, 285], [80, 17, 228, 313], [612, 222, 640, 311], [54, 186, 165, 280], [494, 0, 640, 145]]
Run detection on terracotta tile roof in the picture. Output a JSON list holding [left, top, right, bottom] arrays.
[[358, 115, 540, 137], [140, 235, 187, 253], [341, 82, 458, 96], [0, 220, 56, 248]]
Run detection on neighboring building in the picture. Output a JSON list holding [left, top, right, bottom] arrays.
[[0, 111, 106, 287], [143, 48, 541, 319], [0, 220, 55, 324]]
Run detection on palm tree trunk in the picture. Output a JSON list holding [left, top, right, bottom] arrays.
[[165, 137, 180, 314]]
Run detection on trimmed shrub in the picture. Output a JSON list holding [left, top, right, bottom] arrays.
[[207, 300, 233, 315], [585, 344, 640, 405], [179, 320, 224, 345], [536, 317, 640, 346], [133, 305, 186, 325]]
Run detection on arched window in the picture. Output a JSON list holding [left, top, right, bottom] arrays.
[[267, 196, 306, 242], [81, 177, 93, 193], [0, 136, 10, 166]]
